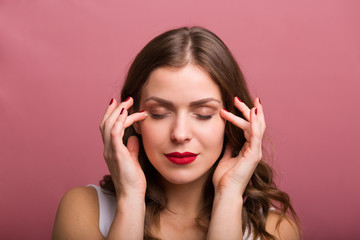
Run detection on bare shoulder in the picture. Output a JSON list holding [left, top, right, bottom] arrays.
[[52, 186, 104, 240], [265, 210, 300, 240]]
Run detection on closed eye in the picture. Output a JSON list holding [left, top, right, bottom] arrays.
[[150, 113, 169, 119], [195, 114, 214, 120], [193, 106, 217, 120]]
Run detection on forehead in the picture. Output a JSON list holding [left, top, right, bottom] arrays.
[[141, 64, 222, 103]]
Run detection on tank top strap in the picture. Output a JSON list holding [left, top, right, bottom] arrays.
[[87, 184, 117, 237]]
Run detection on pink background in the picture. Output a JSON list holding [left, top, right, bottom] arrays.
[[1, 0, 359, 239]]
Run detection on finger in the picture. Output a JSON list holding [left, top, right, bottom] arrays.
[[124, 111, 148, 128], [102, 97, 133, 141], [100, 98, 118, 130], [105, 97, 134, 128], [110, 107, 128, 148], [253, 98, 266, 133], [220, 108, 250, 130], [231, 109, 262, 185], [127, 135, 140, 162], [234, 97, 251, 121], [249, 107, 263, 155]]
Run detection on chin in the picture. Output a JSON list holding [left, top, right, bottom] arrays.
[[164, 177, 195, 185], [159, 170, 210, 186]]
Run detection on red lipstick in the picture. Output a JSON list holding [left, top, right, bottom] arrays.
[[164, 152, 198, 165]]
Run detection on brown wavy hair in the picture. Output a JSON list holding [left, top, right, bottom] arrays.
[[100, 26, 299, 239]]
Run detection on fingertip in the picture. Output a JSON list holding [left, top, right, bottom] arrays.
[[138, 110, 148, 117], [101, 98, 117, 123], [234, 96, 244, 108], [127, 96, 133, 103], [140, 111, 148, 121], [254, 97, 264, 115], [133, 111, 147, 123], [220, 108, 228, 115], [121, 96, 134, 107], [220, 108, 230, 120], [108, 98, 117, 107], [254, 97, 262, 107]]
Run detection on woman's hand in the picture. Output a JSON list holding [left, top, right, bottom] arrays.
[[213, 97, 265, 196], [99, 97, 148, 199]]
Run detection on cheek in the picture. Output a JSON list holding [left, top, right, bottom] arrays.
[[140, 119, 169, 148], [196, 118, 226, 151]]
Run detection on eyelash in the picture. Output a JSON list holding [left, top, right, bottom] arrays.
[[150, 113, 213, 120], [196, 114, 213, 120], [150, 113, 168, 119]]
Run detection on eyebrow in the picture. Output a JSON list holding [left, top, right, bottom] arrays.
[[144, 97, 221, 107]]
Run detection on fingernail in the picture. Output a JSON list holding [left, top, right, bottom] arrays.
[[255, 108, 258, 115], [139, 110, 148, 116], [109, 98, 114, 105], [124, 97, 131, 102], [259, 98, 261, 104], [120, 108, 124, 114], [222, 108, 228, 112], [236, 97, 242, 102]]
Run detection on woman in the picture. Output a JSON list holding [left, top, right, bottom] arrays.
[[53, 26, 299, 240]]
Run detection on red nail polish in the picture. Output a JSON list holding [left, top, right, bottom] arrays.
[[138, 110, 145, 113], [109, 98, 114, 105], [222, 108, 228, 112], [236, 97, 242, 102], [255, 108, 258, 115], [259, 98, 261, 104], [124, 97, 130, 102], [120, 108, 124, 114]]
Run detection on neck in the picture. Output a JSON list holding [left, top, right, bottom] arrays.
[[161, 172, 211, 217]]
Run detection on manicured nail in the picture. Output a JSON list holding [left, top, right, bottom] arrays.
[[236, 97, 242, 102], [259, 98, 261, 104], [124, 97, 131, 102], [109, 98, 114, 105], [222, 108, 228, 112], [255, 108, 258, 115], [120, 108, 124, 114], [139, 110, 148, 116]]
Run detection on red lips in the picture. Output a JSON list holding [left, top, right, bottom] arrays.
[[165, 152, 198, 165]]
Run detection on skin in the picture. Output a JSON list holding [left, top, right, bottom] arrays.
[[52, 64, 299, 240], [139, 65, 226, 186]]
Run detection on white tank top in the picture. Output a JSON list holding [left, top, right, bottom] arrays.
[[88, 184, 259, 239], [87, 184, 116, 237]]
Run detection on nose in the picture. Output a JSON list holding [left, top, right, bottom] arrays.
[[170, 113, 192, 144]]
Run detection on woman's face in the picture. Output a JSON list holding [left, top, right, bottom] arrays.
[[139, 64, 226, 185]]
